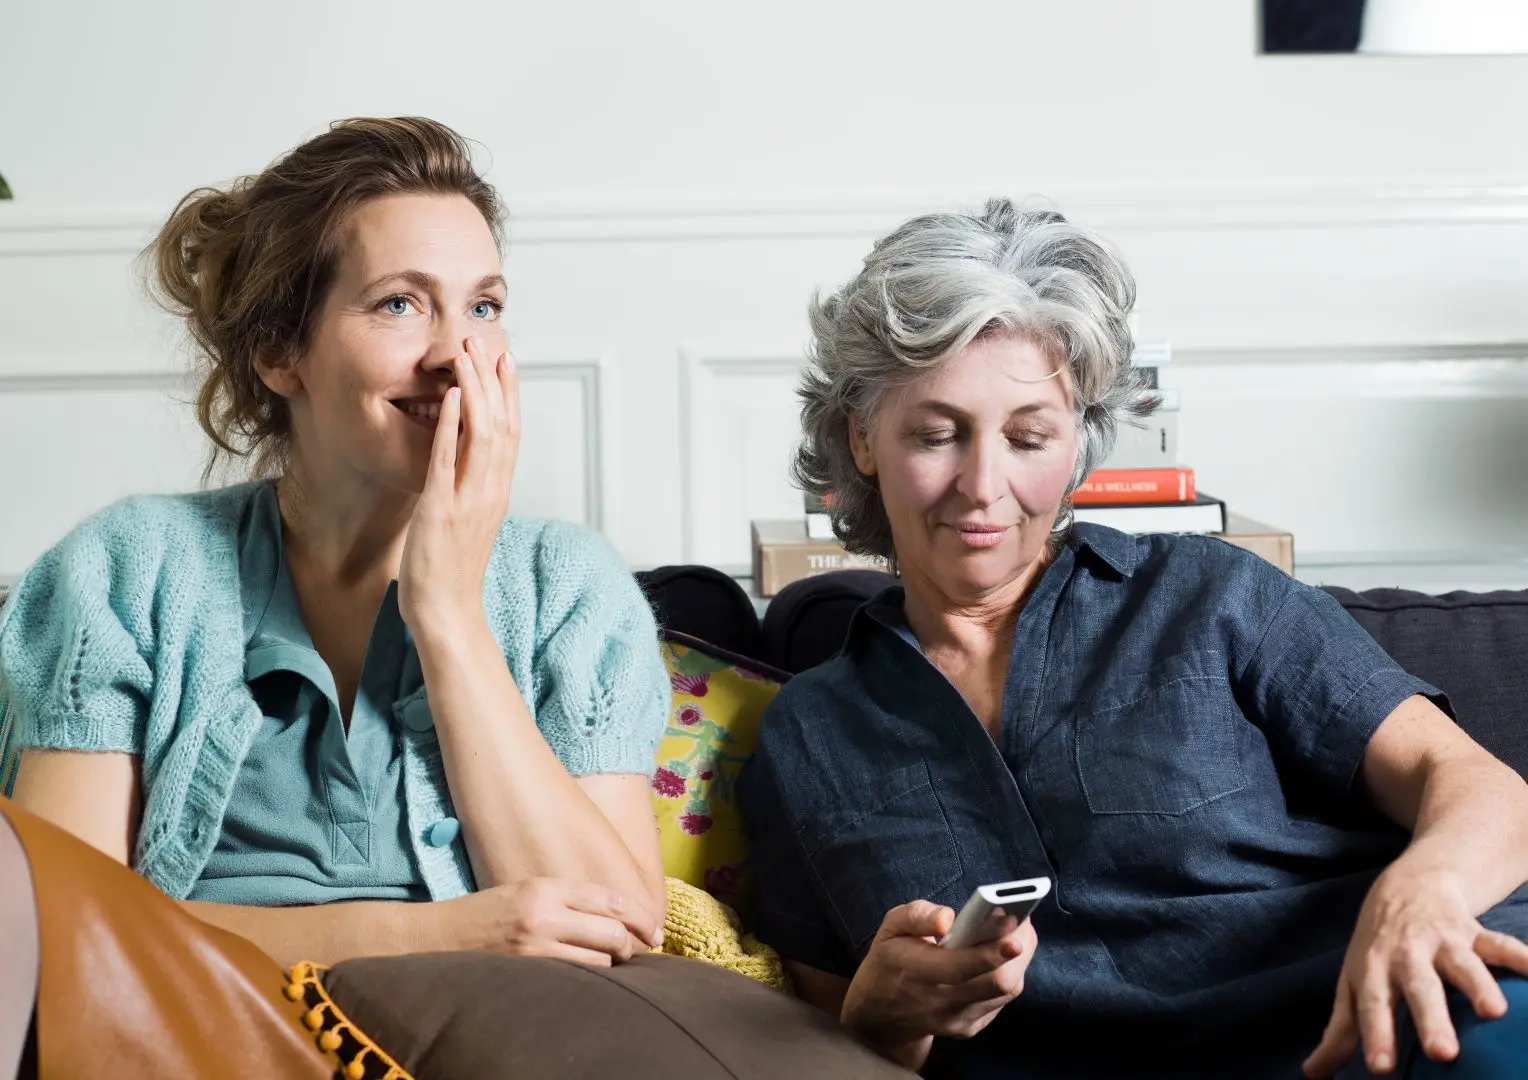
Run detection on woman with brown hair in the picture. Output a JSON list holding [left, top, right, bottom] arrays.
[[0, 116, 669, 969]]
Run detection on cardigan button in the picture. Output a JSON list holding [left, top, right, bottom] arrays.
[[401, 699, 434, 732], [425, 818, 460, 848]]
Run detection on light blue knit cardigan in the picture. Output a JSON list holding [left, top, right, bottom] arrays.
[[0, 482, 669, 900]]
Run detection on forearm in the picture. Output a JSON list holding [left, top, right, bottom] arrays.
[[1392, 756, 1528, 912], [414, 616, 660, 909], [179, 898, 430, 969]]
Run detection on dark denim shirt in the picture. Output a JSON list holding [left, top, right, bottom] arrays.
[[738, 525, 1524, 1079]]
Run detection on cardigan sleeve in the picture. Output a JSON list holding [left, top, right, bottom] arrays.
[[0, 528, 153, 788], [527, 523, 669, 778]]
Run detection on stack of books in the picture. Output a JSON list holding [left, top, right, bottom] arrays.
[[1072, 338, 1293, 573], [1072, 339, 1228, 534]]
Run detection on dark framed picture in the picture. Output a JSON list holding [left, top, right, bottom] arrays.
[[1260, 0, 1528, 55]]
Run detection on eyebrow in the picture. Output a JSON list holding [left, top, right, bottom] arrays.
[[911, 400, 1054, 421], [363, 270, 507, 295]]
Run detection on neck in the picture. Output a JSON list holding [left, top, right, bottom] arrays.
[[899, 546, 1055, 656], [275, 455, 416, 589]]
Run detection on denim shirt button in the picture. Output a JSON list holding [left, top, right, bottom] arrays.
[[401, 699, 434, 732], [425, 817, 460, 848]]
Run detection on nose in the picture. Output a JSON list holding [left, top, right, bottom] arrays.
[[955, 436, 1005, 509], [421, 310, 493, 377]]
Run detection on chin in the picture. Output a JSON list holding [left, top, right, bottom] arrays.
[[353, 452, 430, 496]]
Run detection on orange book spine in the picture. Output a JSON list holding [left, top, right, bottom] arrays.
[[1072, 467, 1195, 506]]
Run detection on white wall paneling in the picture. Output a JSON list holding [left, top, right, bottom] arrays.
[[512, 354, 613, 532], [7, 186, 1528, 590], [1164, 347, 1528, 593], [679, 349, 805, 569]]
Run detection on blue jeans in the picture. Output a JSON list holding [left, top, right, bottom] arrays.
[[1336, 974, 1528, 1078]]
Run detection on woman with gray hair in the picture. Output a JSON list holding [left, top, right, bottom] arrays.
[[737, 199, 1528, 1079]]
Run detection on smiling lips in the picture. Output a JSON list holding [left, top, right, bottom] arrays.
[[394, 398, 444, 426], [949, 523, 1011, 549]]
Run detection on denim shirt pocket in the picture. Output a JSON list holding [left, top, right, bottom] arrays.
[[1074, 654, 1249, 816], [799, 760, 966, 953]]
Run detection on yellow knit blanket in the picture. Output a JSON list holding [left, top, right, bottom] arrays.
[[658, 877, 792, 993]]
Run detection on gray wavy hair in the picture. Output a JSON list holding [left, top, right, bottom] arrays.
[[792, 197, 1154, 562]]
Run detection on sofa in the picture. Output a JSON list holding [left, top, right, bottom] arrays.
[[7, 568, 1528, 1079]]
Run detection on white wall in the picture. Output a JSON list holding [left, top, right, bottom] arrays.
[[3, 0, 1528, 590]]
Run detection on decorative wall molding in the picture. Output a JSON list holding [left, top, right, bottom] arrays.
[[5, 182, 1528, 252], [0, 370, 187, 393]]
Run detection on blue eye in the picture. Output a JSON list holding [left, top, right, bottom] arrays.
[[381, 295, 412, 317], [472, 299, 503, 320]]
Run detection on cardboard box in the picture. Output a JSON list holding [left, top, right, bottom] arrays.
[[1215, 514, 1295, 575], [751, 520, 889, 597]]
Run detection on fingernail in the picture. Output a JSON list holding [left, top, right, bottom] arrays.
[[459, 350, 472, 366], [1372, 1053, 1391, 1073], [470, 335, 482, 352], [653, 927, 664, 946]]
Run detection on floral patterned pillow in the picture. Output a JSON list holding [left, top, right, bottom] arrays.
[[651, 631, 788, 929]]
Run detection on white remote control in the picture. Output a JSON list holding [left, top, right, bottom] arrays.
[[939, 877, 1051, 949]]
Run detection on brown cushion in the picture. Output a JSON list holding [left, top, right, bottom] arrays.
[[321, 951, 911, 1079]]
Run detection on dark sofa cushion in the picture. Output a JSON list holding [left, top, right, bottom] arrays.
[[638, 565, 764, 661], [762, 570, 896, 674], [1322, 587, 1528, 780]]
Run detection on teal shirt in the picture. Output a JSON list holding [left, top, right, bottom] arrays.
[[0, 481, 669, 902], [189, 484, 428, 905]]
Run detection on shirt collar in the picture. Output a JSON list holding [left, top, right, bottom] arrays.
[[1068, 523, 1140, 579]]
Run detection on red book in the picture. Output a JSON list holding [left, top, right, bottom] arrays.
[[1073, 467, 1195, 506]]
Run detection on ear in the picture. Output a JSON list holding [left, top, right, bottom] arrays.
[[847, 411, 877, 477], [252, 347, 303, 400]]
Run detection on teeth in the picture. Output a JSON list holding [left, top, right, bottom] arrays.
[[402, 402, 440, 420]]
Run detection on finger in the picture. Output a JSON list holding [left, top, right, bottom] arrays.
[[1477, 929, 1528, 982], [1438, 942, 1508, 1020], [1303, 976, 1360, 1079], [944, 950, 1032, 1008], [901, 931, 1023, 987], [1398, 955, 1458, 1063], [884, 900, 954, 943], [561, 881, 663, 948], [465, 335, 506, 435], [547, 910, 637, 963], [1356, 962, 1399, 1075], [947, 919, 1029, 979], [453, 350, 491, 482], [427, 387, 462, 490], [488, 350, 520, 497]]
